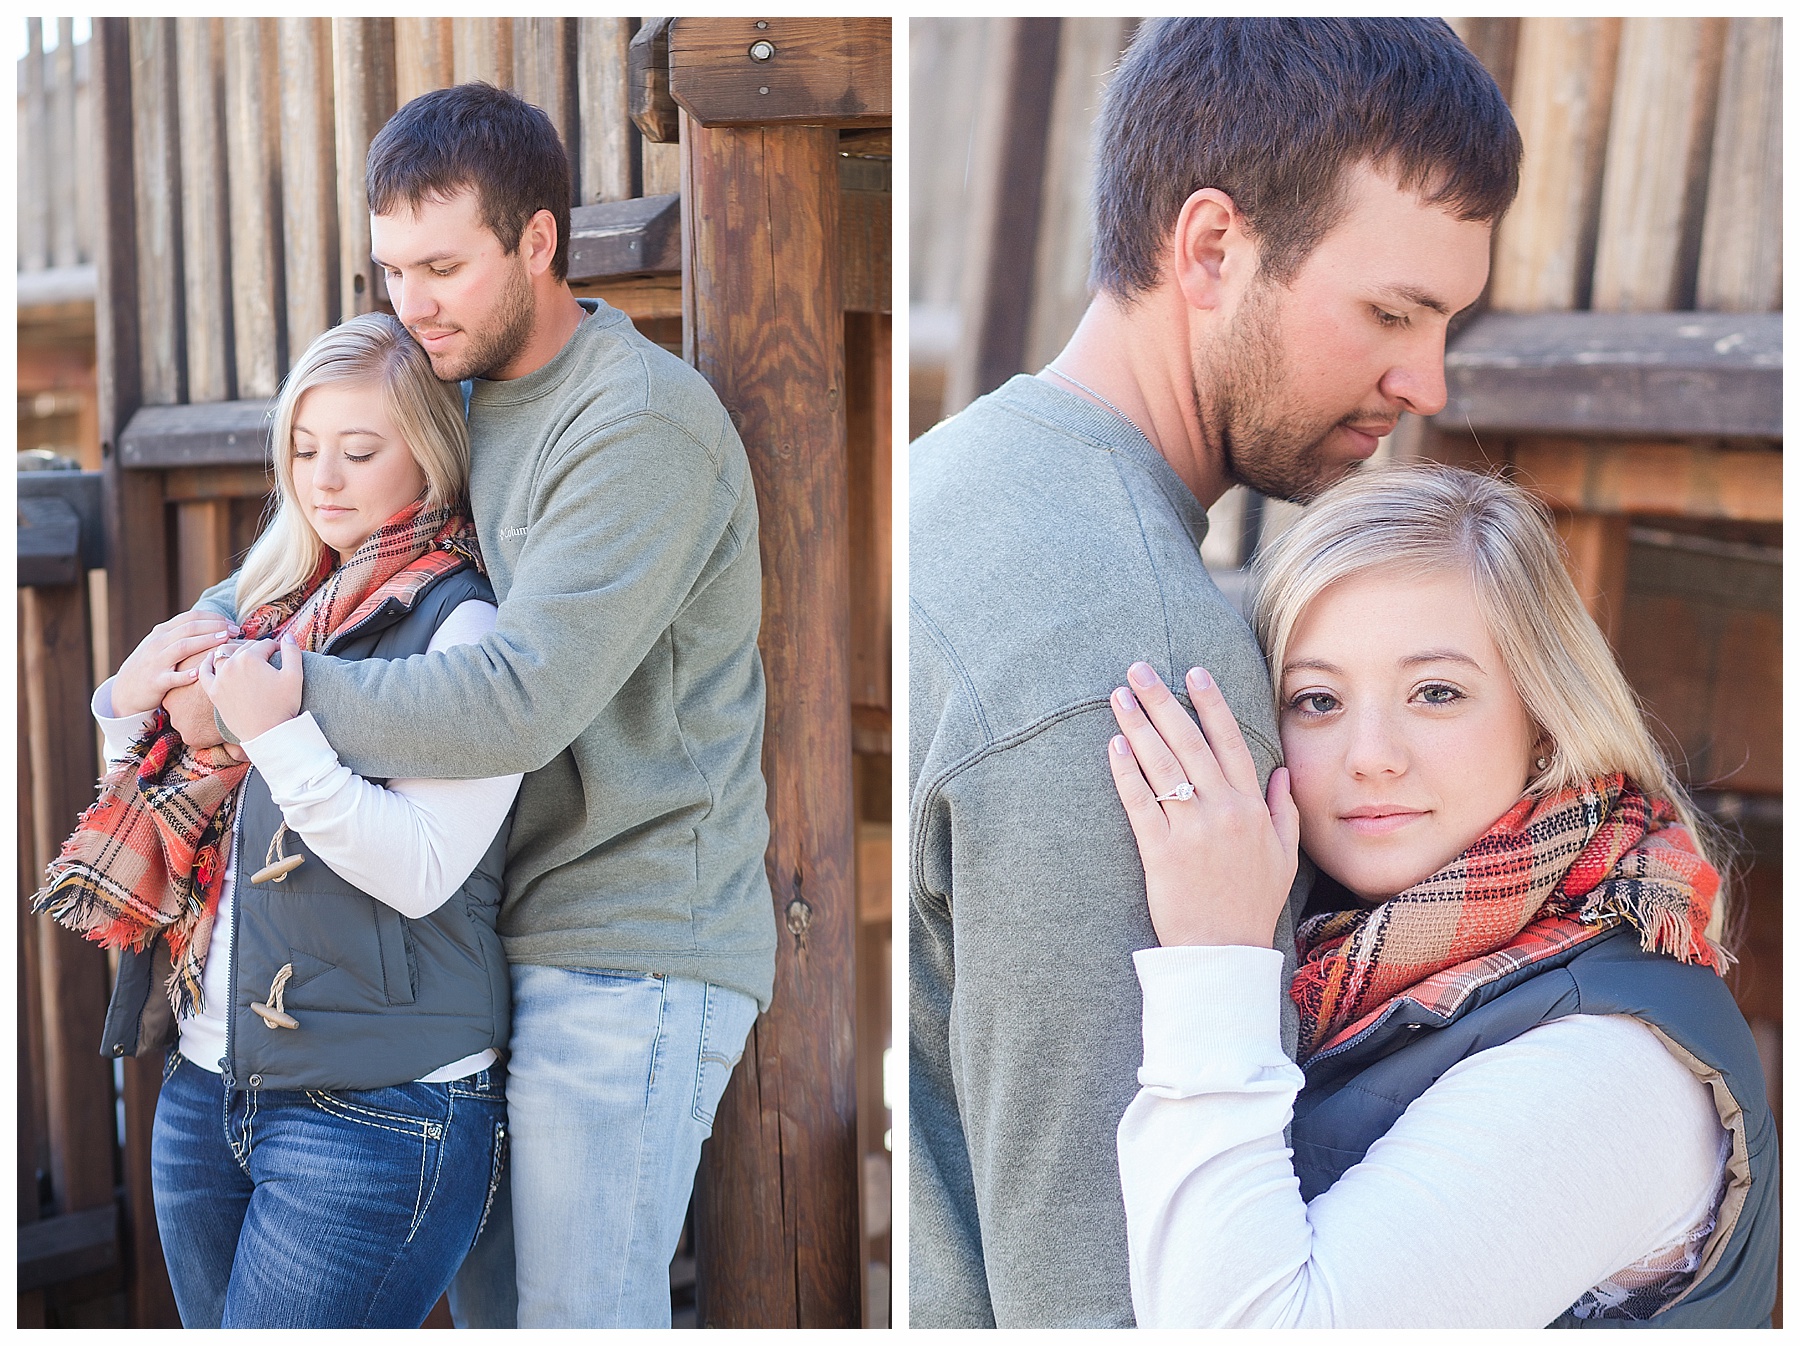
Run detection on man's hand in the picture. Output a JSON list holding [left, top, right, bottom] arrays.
[[113, 611, 238, 717], [162, 643, 229, 748], [198, 636, 303, 744]]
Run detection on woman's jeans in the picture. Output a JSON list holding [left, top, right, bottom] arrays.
[[150, 1051, 507, 1328]]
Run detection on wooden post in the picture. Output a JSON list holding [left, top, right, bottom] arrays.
[[578, 18, 636, 203], [130, 17, 185, 406], [395, 18, 454, 105], [176, 16, 235, 403], [224, 17, 286, 398], [1695, 18, 1781, 312], [278, 17, 340, 363], [680, 87, 859, 1335], [334, 19, 397, 321], [513, 19, 578, 186]]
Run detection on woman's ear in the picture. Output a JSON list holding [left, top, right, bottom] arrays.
[[1170, 188, 1254, 313]]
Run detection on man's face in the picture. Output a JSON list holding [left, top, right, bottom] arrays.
[[371, 188, 536, 382], [1201, 162, 1492, 502]]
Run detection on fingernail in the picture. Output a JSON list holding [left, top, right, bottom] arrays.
[[1189, 667, 1213, 690], [1114, 686, 1138, 713], [1127, 661, 1159, 689], [1112, 735, 1131, 757], [215, 631, 230, 641]]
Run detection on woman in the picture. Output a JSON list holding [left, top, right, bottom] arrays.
[[1106, 465, 1775, 1327], [36, 312, 520, 1328]]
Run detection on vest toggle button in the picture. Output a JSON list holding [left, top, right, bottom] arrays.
[[251, 963, 300, 1030]]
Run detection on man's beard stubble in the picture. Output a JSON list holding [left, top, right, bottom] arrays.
[[422, 255, 537, 382], [1206, 281, 1362, 505]]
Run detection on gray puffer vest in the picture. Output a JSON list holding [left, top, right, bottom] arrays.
[[1292, 923, 1778, 1328], [101, 562, 513, 1091]]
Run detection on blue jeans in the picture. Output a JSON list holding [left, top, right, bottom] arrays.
[[447, 968, 759, 1327], [150, 1051, 508, 1328]]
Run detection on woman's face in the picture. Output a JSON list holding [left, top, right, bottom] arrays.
[[1278, 565, 1538, 903], [289, 379, 427, 562]]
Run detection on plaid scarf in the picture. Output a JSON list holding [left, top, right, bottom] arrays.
[[1290, 774, 1723, 1063], [33, 497, 481, 1018]]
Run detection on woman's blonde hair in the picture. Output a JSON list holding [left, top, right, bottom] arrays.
[[1249, 463, 1728, 918], [235, 312, 470, 614]]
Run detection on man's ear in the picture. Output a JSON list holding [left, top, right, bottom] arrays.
[[1170, 188, 1254, 314], [519, 208, 559, 279]]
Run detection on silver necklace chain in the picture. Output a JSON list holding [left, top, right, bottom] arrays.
[[1041, 364, 1136, 429]]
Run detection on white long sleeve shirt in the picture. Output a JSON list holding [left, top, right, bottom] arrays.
[[1118, 944, 1728, 1327], [95, 599, 522, 1082]]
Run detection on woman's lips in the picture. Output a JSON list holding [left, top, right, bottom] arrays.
[[1339, 807, 1427, 836]]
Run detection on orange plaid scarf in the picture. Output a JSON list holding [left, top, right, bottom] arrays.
[[1290, 774, 1724, 1063], [33, 497, 481, 1017]]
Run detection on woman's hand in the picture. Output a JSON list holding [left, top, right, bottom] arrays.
[[197, 635, 303, 744], [111, 611, 238, 717], [1108, 662, 1299, 948]]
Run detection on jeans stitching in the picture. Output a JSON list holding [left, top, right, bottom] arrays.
[[691, 984, 719, 1126], [472, 1117, 508, 1248], [405, 1090, 449, 1243], [303, 1090, 441, 1140]]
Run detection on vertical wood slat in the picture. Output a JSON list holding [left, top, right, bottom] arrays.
[[1590, 18, 1727, 313], [121, 1055, 181, 1326], [176, 17, 234, 403], [684, 112, 860, 1328], [579, 18, 637, 202], [846, 311, 891, 715], [1447, 17, 1520, 104], [52, 19, 80, 267], [1489, 19, 1621, 312], [1024, 17, 1133, 374], [944, 17, 1062, 416], [514, 19, 579, 192], [224, 18, 285, 398], [130, 17, 185, 406], [1695, 18, 1781, 313], [22, 21, 49, 272], [21, 585, 117, 1217], [176, 501, 237, 610], [1555, 511, 1632, 647], [18, 634, 50, 1232], [453, 18, 515, 90], [279, 17, 341, 364], [334, 18, 397, 319], [395, 17, 455, 105]]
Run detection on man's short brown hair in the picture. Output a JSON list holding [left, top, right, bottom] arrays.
[[366, 82, 572, 281], [1091, 19, 1521, 297]]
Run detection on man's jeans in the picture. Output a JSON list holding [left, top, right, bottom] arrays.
[[447, 967, 759, 1327], [150, 1052, 508, 1328]]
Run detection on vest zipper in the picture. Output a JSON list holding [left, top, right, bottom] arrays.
[[221, 766, 251, 1089]]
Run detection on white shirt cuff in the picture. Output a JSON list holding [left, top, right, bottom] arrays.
[[1134, 944, 1293, 1094]]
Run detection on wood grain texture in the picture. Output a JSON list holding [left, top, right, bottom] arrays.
[[1553, 511, 1631, 645], [1591, 18, 1727, 312], [453, 18, 514, 90], [1489, 18, 1620, 312], [395, 18, 454, 105], [333, 19, 397, 320], [578, 18, 636, 202], [629, 17, 679, 144], [1695, 18, 1781, 313], [839, 152, 891, 315], [21, 22, 49, 271], [1510, 437, 1780, 523], [569, 273, 683, 324], [683, 115, 860, 1328], [224, 18, 286, 398], [566, 193, 681, 281], [668, 17, 890, 129], [513, 19, 578, 182], [50, 21, 81, 267], [176, 499, 236, 609], [119, 399, 276, 468], [176, 17, 234, 403], [278, 17, 340, 364], [130, 17, 185, 406], [846, 311, 891, 716], [1447, 17, 1519, 103]]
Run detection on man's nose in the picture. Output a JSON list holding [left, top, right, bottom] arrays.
[[1380, 329, 1450, 418], [392, 276, 434, 327]]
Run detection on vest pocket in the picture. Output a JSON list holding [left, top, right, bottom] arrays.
[[375, 905, 417, 1006]]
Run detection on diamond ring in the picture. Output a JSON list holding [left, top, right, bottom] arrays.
[[1153, 782, 1196, 803]]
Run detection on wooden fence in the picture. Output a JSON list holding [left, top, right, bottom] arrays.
[[20, 17, 891, 1328]]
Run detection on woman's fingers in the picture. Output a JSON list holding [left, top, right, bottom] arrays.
[[1111, 681, 1207, 802], [1108, 733, 1170, 850], [1124, 662, 1227, 797], [1266, 766, 1301, 861], [1183, 667, 1262, 797]]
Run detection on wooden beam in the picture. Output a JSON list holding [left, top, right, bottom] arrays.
[[629, 18, 679, 144], [667, 18, 890, 129], [683, 111, 859, 1328], [566, 194, 682, 281], [568, 274, 683, 325], [1508, 437, 1780, 523], [119, 400, 275, 469], [1437, 310, 1780, 438], [16, 1205, 119, 1293], [452, 18, 514, 90], [1696, 18, 1781, 312], [839, 153, 891, 316], [176, 501, 237, 610]]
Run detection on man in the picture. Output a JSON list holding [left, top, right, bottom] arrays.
[[181, 84, 776, 1327], [909, 19, 1520, 1327]]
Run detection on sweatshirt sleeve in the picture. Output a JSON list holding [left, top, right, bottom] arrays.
[[292, 409, 745, 780], [1118, 946, 1728, 1327], [240, 599, 522, 917]]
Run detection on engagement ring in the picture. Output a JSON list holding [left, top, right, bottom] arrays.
[[1154, 782, 1196, 802]]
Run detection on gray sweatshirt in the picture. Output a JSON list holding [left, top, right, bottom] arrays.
[[909, 374, 1304, 1327], [198, 301, 776, 1009]]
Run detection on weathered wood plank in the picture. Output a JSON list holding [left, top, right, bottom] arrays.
[[22, 21, 49, 272], [18, 472, 106, 572], [629, 18, 679, 144], [177, 17, 234, 403], [1447, 17, 1519, 103], [130, 17, 185, 406], [16, 1205, 119, 1293], [177, 499, 237, 609], [1696, 18, 1781, 313], [1591, 18, 1727, 312], [1555, 511, 1631, 649], [567, 193, 681, 281], [668, 17, 890, 128], [578, 18, 635, 203], [279, 17, 340, 364], [846, 311, 891, 716], [945, 18, 1061, 415], [121, 1051, 181, 1326], [513, 18, 578, 179], [161, 465, 275, 504], [685, 113, 859, 1328], [18, 498, 83, 588], [50, 20, 81, 268], [1489, 18, 1621, 311], [119, 399, 276, 469], [839, 152, 891, 316], [395, 18, 454, 105], [1437, 310, 1780, 438], [1509, 437, 1780, 524], [334, 19, 398, 320], [569, 273, 684, 325], [453, 18, 514, 90], [224, 18, 286, 398]]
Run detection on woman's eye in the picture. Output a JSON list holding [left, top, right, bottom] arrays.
[[1416, 683, 1464, 706], [292, 449, 316, 460], [345, 452, 375, 464], [1291, 691, 1340, 715]]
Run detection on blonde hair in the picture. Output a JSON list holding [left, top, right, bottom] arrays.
[[1249, 463, 1729, 920], [236, 312, 470, 614]]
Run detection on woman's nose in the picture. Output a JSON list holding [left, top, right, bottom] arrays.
[[1343, 707, 1407, 778]]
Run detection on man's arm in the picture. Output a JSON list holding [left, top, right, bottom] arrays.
[[303, 411, 750, 780]]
